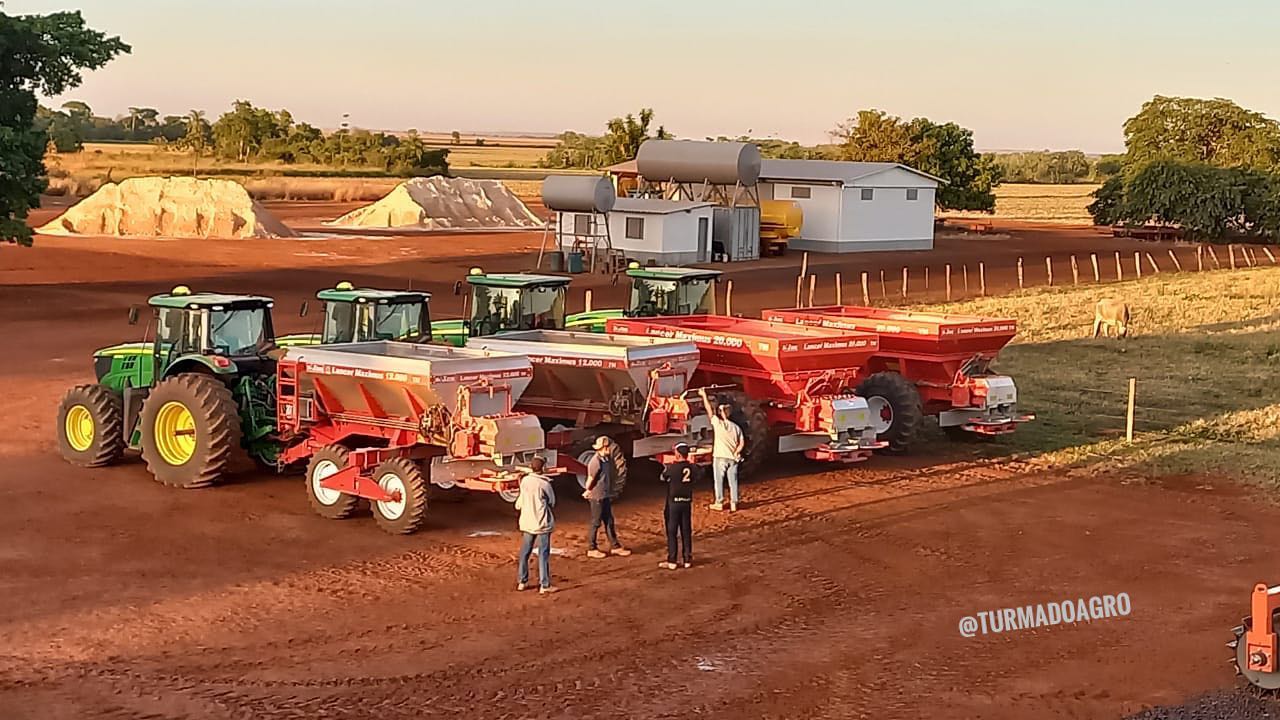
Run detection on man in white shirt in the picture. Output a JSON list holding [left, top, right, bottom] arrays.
[[514, 456, 557, 594], [700, 388, 744, 512]]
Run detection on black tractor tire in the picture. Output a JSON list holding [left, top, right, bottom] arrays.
[[570, 436, 629, 500], [725, 391, 772, 479], [56, 384, 125, 468], [139, 373, 242, 488], [369, 456, 429, 535], [855, 372, 924, 455], [305, 445, 362, 520]]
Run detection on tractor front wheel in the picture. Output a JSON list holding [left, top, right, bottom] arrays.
[[571, 437, 629, 500], [56, 384, 125, 468], [370, 457, 428, 535], [305, 445, 361, 520], [726, 391, 771, 479], [140, 373, 242, 488], [855, 372, 924, 455]]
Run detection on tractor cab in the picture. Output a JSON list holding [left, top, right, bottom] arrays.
[[281, 282, 432, 346], [624, 266, 722, 317], [464, 270, 570, 338]]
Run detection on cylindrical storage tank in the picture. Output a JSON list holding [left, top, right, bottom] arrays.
[[541, 175, 616, 213], [635, 140, 761, 186]]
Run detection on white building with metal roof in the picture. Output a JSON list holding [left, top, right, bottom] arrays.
[[758, 160, 942, 252], [562, 197, 715, 266]]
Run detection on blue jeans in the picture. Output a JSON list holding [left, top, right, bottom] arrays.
[[517, 531, 552, 588], [713, 458, 739, 505]]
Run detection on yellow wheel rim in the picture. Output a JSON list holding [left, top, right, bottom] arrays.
[[154, 401, 197, 466], [65, 405, 95, 452]]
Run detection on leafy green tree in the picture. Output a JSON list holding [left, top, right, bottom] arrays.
[[1086, 175, 1125, 225], [451, 130, 461, 145], [540, 108, 668, 169], [832, 109, 999, 211], [1123, 96, 1280, 171], [1, 9, 129, 245]]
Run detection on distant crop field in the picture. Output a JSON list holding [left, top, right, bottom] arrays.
[[946, 183, 1100, 224]]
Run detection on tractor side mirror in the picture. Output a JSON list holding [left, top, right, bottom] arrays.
[[127, 306, 140, 325], [299, 301, 309, 318], [453, 281, 463, 296]]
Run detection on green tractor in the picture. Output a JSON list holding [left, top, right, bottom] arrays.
[[432, 269, 578, 346], [565, 265, 722, 331], [277, 281, 433, 347], [55, 286, 280, 488]]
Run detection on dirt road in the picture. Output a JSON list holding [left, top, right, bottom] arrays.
[[0, 209, 1268, 719]]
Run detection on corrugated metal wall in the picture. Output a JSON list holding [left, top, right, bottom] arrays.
[[712, 207, 761, 262]]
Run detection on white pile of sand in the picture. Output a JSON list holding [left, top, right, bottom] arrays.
[[327, 176, 542, 230], [38, 177, 297, 239]]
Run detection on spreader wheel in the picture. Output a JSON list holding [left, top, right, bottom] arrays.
[[571, 437, 628, 500], [855, 372, 923, 455], [1233, 613, 1280, 692], [305, 445, 361, 520], [726, 391, 771, 479], [370, 456, 428, 535], [140, 373, 241, 488], [56, 384, 125, 468]]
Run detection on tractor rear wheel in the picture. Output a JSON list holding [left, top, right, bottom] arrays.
[[571, 437, 628, 500], [140, 373, 242, 488], [56, 384, 125, 468], [726, 391, 771, 479], [305, 445, 361, 520], [370, 456, 428, 535], [855, 372, 923, 455]]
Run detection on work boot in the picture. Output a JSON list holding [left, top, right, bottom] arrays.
[[610, 547, 632, 557], [517, 582, 528, 591], [730, 503, 738, 513], [586, 549, 607, 559], [709, 502, 724, 511], [658, 562, 677, 570], [540, 586, 559, 595]]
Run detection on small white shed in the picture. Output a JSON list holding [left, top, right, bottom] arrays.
[[560, 198, 714, 265], [758, 160, 942, 252]]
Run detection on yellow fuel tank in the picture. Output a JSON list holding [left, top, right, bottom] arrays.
[[760, 199, 803, 240]]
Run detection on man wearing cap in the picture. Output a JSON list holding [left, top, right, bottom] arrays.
[[583, 436, 632, 559], [659, 442, 699, 570], [514, 456, 557, 594], [699, 388, 744, 512]]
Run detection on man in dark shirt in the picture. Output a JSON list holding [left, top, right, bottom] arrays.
[[659, 442, 699, 570], [584, 436, 631, 559]]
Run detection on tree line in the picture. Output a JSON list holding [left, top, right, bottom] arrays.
[[1088, 96, 1280, 242], [37, 99, 450, 177], [991, 151, 1123, 184]]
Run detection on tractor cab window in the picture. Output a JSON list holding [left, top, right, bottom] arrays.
[[156, 308, 201, 354], [629, 277, 716, 317], [470, 285, 565, 335], [324, 302, 357, 344], [209, 308, 268, 356], [372, 302, 428, 341]]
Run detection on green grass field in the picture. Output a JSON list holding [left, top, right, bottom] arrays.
[[921, 266, 1280, 482]]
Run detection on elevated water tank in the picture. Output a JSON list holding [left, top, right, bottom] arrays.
[[541, 175, 616, 214], [636, 140, 761, 186]]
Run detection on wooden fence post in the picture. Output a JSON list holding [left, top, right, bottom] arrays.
[[1071, 255, 1079, 285], [1134, 251, 1142, 278], [1265, 247, 1277, 264], [901, 266, 908, 299], [945, 264, 952, 301], [1145, 252, 1160, 274], [725, 280, 733, 316], [1125, 378, 1137, 443], [1208, 246, 1221, 269], [924, 266, 930, 291], [861, 272, 870, 305], [584, 289, 593, 313], [963, 264, 969, 293], [1167, 249, 1182, 271], [1090, 253, 1100, 282], [794, 275, 803, 307], [1045, 257, 1053, 286], [880, 270, 887, 300], [1229, 245, 1237, 269], [835, 272, 842, 305], [1017, 257, 1024, 289], [1196, 245, 1204, 271], [800, 251, 809, 278], [1115, 251, 1123, 280], [808, 274, 816, 307], [1248, 248, 1258, 267]]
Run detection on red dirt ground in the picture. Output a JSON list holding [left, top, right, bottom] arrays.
[[0, 204, 1270, 719]]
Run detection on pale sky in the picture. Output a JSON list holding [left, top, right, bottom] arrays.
[[9, 0, 1280, 153]]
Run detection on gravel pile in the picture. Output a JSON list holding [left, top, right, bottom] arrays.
[[1125, 690, 1277, 720]]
